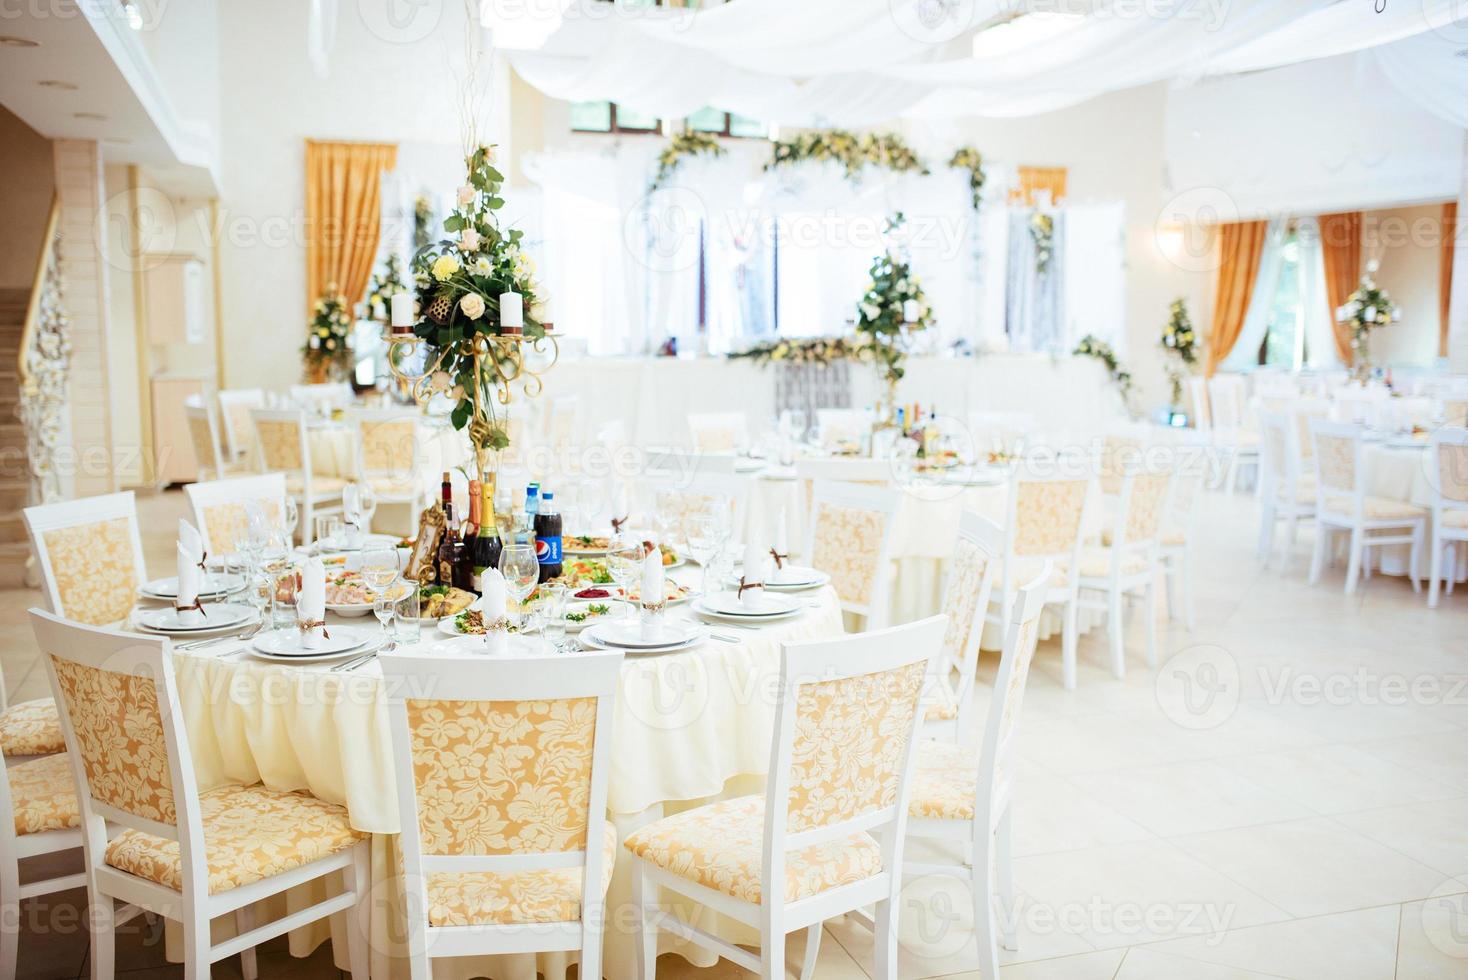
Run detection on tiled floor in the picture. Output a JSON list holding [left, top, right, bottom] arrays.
[[3, 487, 1466, 979]]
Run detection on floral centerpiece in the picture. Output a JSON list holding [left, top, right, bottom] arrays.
[[767, 130, 928, 182], [855, 213, 933, 419], [404, 144, 547, 455], [1073, 334, 1135, 413], [366, 253, 407, 323], [1335, 261, 1399, 371], [948, 146, 986, 211], [729, 335, 872, 367], [303, 284, 353, 382], [649, 129, 726, 193], [1029, 212, 1055, 275], [1159, 298, 1198, 409]]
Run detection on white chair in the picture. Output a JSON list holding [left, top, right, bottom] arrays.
[[1158, 433, 1208, 629], [805, 479, 902, 629], [687, 412, 749, 454], [923, 512, 1001, 744], [290, 382, 353, 416], [1208, 374, 1260, 494], [351, 408, 428, 513], [250, 407, 346, 543], [1076, 467, 1172, 679], [379, 649, 623, 980], [1307, 419, 1426, 595], [1427, 429, 1468, 607], [987, 463, 1090, 690], [31, 609, 371, 980], [905, 571, 1050, 979], [624, 615, 946, 980], [184, 472, 289, 556], [967, 411, 1035, 460], [646, 447, 738, 478], [1257, 411, 1317, 571], [646, 470, 751, 547], [216, 388, 266, 467], [815, 409, 869, 450], [1188, 376, 1211, 434], [22, 491, 147, 629], [183, 395, 236, 482], [547, 396, 580, 451]]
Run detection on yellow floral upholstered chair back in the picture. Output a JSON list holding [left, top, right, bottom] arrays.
[[784, 660, 926, 835], [939, 536, 993, 674], [47, 658, 176, 825], [405, 696, 599, 856], [1122, 472, 1172, 544], [1314, 432, 1356, 493], [1262, 415, 1289, 483], [691, 428, 738, 453], [1436, 443, 1468, 503], [201, 499, 282, 555], [359, 419, 418, 474], [186, 410, 218, 474], [1012, 478, 1088, 556], [1444, 400, 1468, 428], [255, 418, 304, 472], [41, 518, 139, 626], [1098, 436, 1141, 495], [989, 608, 1044, 798], [809, 501, 886, 605]]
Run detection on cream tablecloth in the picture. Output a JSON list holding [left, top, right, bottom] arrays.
[[168, 574, 843, 980]]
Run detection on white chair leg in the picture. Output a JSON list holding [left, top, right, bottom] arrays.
[[1281, 514, 1299, 574], [1163, 556, 1180, 622], [1309, 525, 1328, 585], [183, 904, 210, 980], [1108, 587, 1126, 679], [1257, 500, 1276, 562], [1182, 546, 1196, 630], [404, 872, 431, 980], [1, 853, 19, 980], [1448, 543, 1458, 595], [996, 809, 1017, 953], [236, 905, 258, 980], [347, 841, 371, 980], [972, 834, 1002, 980], [873, 896, 898, 980], [90, 890, 116, 980], [1344, 528, 1364, 595], [1225, 453, 1239, 495], [1061, 599, 1078, 691], [800, 924, 823, 980], [1144, 580, 1158, 669], [761, 909, 785, 980], [634, 865, 658, 980], [1409, 523, 1424, 594], [1430, 531, 1443, 608]]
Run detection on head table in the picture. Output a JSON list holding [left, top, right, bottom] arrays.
[[155, 564, 843, 980]]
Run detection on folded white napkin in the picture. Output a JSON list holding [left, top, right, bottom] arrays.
[[641, 548, 664, 606], [771, 509, 790, 577], [176, 543, 204, 622], [741, 543, 768, 606], [480, 569, 508, 654], [300, 557, 327, 648], [179, 519, 204, 565]]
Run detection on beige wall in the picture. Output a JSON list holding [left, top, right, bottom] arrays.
[[1365, 204, 1449, 368], [0, 107, 55, 291]]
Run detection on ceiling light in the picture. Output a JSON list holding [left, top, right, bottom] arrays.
[[38, 80, 77, 90], [74, 112, 107, 121], [971, 12, 1085, 59], [0, 36, 39, 47], [120, 0, 143, 30]]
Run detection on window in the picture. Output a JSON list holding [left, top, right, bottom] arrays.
[[569, 100, 662, 134], [1258, 231, 1307, 370], [686, 107, 767, 139]]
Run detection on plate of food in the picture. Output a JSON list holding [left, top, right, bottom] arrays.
[[563, 599, 629, 632], [416, 584, 478, 620], [557, 558, 616, 589], [325, 572, 411, 617], [564, 534, 612, 556], [624, 580, 696, 605]]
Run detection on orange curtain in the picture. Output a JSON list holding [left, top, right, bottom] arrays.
[[1204, 220, 1268, 376], [1009, 166, 1068, 206], [1442, 202, 1457, 358], [305, 139, 398, 312], [1318, 211, 1362, 364]]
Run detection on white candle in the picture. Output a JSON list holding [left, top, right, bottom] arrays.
[[500, 291, 524, 330], [391, 292, 414, 329], [903, 299, 920, 323], [641, 549, 664, 605]]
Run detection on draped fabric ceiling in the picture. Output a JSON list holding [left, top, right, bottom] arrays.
[[504, 0, 1468, 126]]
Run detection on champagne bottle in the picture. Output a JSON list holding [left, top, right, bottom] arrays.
[[472, 478, 503, 592]]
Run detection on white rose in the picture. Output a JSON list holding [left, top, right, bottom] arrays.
[[459, 228, 481, 252], [472, 256, 492, 276], [459, 292, 486, 319], [860, 302, 881, 320], [457, 185, 476, 206]]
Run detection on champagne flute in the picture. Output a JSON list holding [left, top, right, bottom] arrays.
[[498, 543, 539, 630], [356, 483, 379, 533], [608, 536, 644, 622], [373, 592, 396, 640], [281, 496, 300, 545], [685, 515, 719, 594]]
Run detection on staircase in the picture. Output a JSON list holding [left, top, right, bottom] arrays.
[[0, 288, 32, 586]]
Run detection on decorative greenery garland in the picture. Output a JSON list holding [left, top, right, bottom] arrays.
[[1029, 212, 1055, 276], [649, 129, 727, 193], [856, 213, 933, 386], [729, 335, 871, 367], [948, 146, 986, 211], [1159, 298, 1198, 408], [1073, 334, 1134, 408], [766, 130, 928, 181], [303, 285, 353, 380]]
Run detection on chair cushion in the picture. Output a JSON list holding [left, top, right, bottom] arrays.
[[105, 783, 365, 894], [0, 698, 66, 757], [1440, 510, 1468, 528], [909, 740, 978, 822], [1103, 528, 1189, 548], [1323, 495, 1427, 521], [285, 475, 349, 499], [622, 795, 884, 905], [10, 753, 80, 836], [367, 476, 421, 499], [1070, 547, 1151, 579], [426, 823, 617, 927]]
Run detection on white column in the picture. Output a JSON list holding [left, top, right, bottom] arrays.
[[1448, 132, 1468, 370], [53, 139, 116, 497]]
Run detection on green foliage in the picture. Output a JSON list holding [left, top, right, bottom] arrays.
[[947, 146, 986, 211], [854, 213, 933, 386], [766, 130, 928, 181], [649, 129, 727, 193], [1073, 334, 1135, 410], [302, 286, 353, 377]]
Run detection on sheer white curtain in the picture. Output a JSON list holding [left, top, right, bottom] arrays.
[[1222, 217, 1288, 372], [1062, 202, 1127, 353], [1005, 209, 1065, 353], [1296, 216, 1341, 369]]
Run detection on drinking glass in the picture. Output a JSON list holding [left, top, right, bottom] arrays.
[[607, 537, 645, 622], [373, 592, 396, 640], [539, 583, 569, 649], [394, 588, 422, 643], [356, 483, 379, 532], [498, 544, 540, 629], [314, 515, 343, 552], [281, 497, 300, 544], [271, 564, 300, 629], [361, 546, 399, 594], [685, 515, 719, 593]]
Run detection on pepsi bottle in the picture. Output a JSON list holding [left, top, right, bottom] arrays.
[[534, 490, 563, 583]]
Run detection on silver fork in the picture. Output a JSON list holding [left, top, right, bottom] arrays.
[[179, 622, 264, 651]]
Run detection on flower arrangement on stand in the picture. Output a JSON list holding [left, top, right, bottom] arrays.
[[766, 130, 928, 182], [1159, 297, 1198, 409], [1029, 212, 1055, 275], [649, 129, 726, 193], [856, 213, 934, 420], [413, 195, 434, 250], [1073, 334, 1135, 414], [366, 254, 407, 323], [397, 144, 549, 461], [1335, 261, 1399, 374], [948, 146, 986, 211], [302, 284, 353, 382]]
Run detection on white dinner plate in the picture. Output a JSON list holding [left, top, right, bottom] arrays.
[[699, 590, 800, 617], [140, 573, 244, 601], [579, 624, 705, 656], [582, 620, 704, 650], [251, 626, 371, 657], [312, 532, 399, 555], [245, 634, 387, 665], [726, 567, 831, 592], [692, 598, 805, 625], [134, 603, 256, 634]]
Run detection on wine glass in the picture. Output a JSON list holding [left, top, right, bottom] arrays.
[[356, 483, 378, 533], [685, 515, 719, 594], [607, 536, 645, 622], [373, 592, 396, 641], [498, 543, 539, 630], [280, 496, 300, 545]]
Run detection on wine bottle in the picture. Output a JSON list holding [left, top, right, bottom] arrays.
[[436, 471, 457, 587], [472, 477, 503, 592]]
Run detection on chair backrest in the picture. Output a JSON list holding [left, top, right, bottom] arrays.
[[933, 513, 1002, 736], [975, 571, 1051, 826], [184, 396, 226, 480], [687, 412, 748, 453], [766, 616, 944, 872], [1291, 397, 1330, 459], [1000, 463, 1091, 589], [23, 492, 147, 627], [1308, 418, 1361, 499], [379, 651, 622, 934], [805, 479, 902, 627], [250, 407, 309, 475], [1442, 399, 1468, 428], [1208, 375, 1248, 431], [1188, 376, 1211, 432], [1118, 468, 1173, 548], [184, 472, 288, 554], [30, 611, 208, 898], [967, 411, 1035, 458], [1098, 431, 1147, 495], [1429, 428, 1468, 514], [216, 388, 265, 462], [548, 397, 579, 450], [351, 408, 421, 482], [647, 470, 749, 543], [815, 409, 868, 449], [1259, 411, 1301, 502], [1156, 429, 1209, 540]]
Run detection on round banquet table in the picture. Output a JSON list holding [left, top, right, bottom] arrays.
[[163, 570, 844, 980]]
